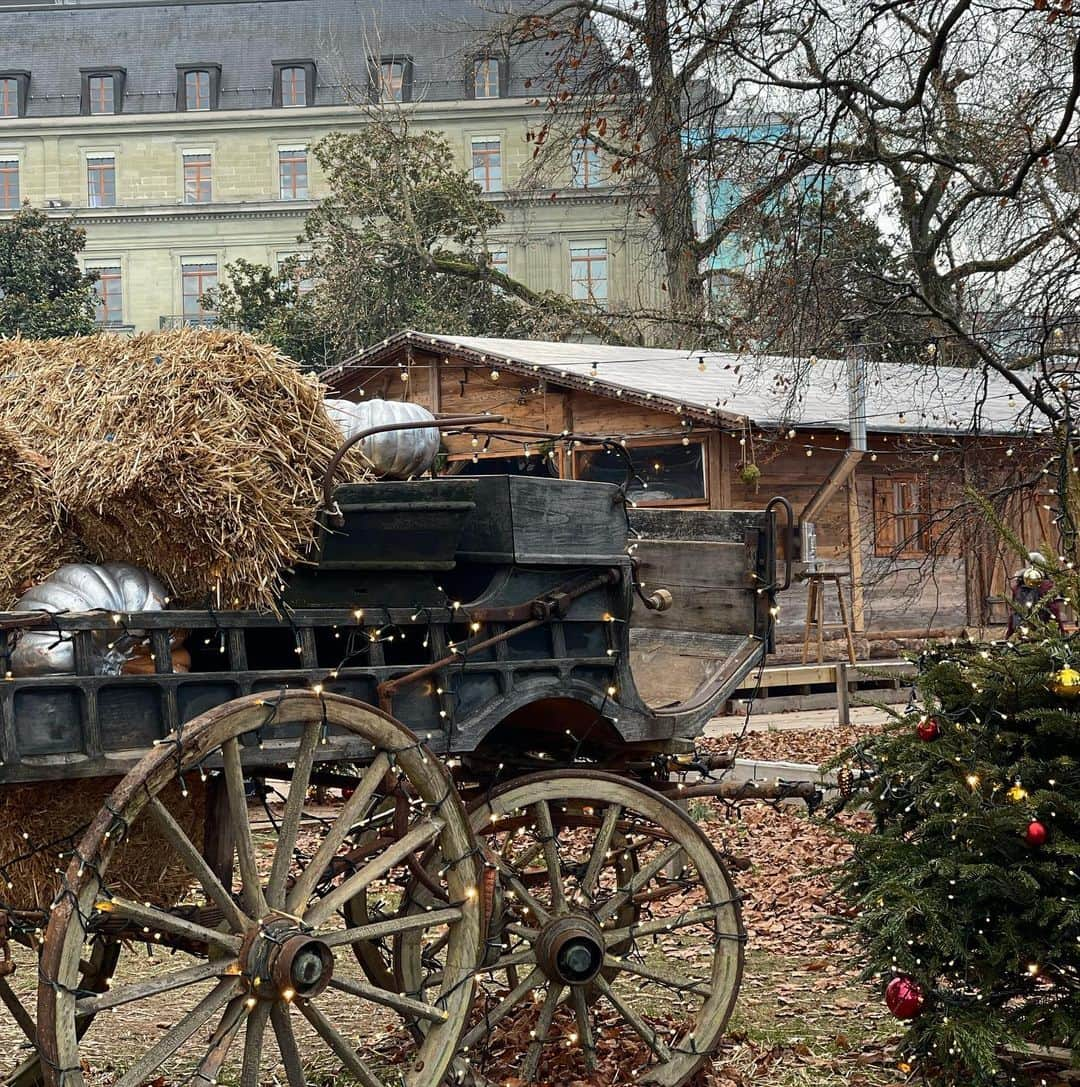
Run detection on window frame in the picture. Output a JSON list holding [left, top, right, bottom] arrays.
[[872, 473, 930, 557], [180, 257, 219, 318], [176, 64, 221, 112], [86, 153, 117, 208], [0, 73, 29, 119], [87, 261, 124, 326], [80, 68, 125, 116], [569, 240, 609, 305], [182, 150, 213, 204], [370, 55, 413, 103], [272, 60, 316, 108], [573, 436, 709, 508], [470, 136, 503, 193], [570, 138, 603, 189], [471, 56, 504, 99], [0, 157, 20, 210], [277, 146, 309, 200]]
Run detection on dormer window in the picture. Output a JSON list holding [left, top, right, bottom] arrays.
[[0, 72, 29, 118], [473, 57, 503, 99], [177, 65, 221, 112], [81, 68, 125, 115], [272, 60, 316, 108], [371, 56, 412, 103]]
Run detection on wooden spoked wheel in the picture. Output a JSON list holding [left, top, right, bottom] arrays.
[[37, 691, 482, 1087], [2, 935, 120, 1087], [399, 770, 745, 1087]]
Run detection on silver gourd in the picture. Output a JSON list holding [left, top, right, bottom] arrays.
[[326, 398, 440, 480], [11, 562, 169, 676]]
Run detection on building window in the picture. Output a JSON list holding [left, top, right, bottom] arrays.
[[471, 138, 503, 193], [576, 440, 707, 506], [371, 56, 412, 103], [379, 61, 404, 102], [181, 259, 218, 317], [273, 61, 315, 108], [0, 78, 17, 118], [873, 474, 929, 556], [81, 70, 125, 116], [0, 159, 19, 210], [571, 139, 603, 188], [183, 152, 212, 204], [488, 248, 509, 276], [278, 252, 314, 295], [570, 241, 608, 304], [278, 147, 308, 200], [281, 67, 306, 107], [90, 264, 123, 326], [87, 154, 116, 208], [473, 57, 500, 99], [177, 65, 220, 112]]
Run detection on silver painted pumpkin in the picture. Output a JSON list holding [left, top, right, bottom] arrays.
[[326, 398, 440, 480], [11, 562, 169, 676]]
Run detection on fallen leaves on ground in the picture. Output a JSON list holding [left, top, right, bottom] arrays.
[[700, 724, 885, 768]]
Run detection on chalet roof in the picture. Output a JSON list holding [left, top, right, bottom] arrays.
[[327, 331, 1040, 437]]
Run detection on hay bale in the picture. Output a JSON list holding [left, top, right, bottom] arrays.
[[0, 777, 204, 911], [0, 424, 80, 609], [0, 330, 365, 609]]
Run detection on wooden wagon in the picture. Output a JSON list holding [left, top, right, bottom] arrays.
[[0, 446, 799, 1087]]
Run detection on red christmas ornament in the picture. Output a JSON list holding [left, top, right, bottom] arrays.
[[916, 716, 940, 742], [885, 975, 925, 1019], [1024, 820, 1048, 847]]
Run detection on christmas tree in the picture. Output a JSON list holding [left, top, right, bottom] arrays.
[[835, 560, 1080, 1083]]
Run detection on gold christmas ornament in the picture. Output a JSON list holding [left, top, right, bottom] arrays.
[[1021, 566, 1043, 587], [1049, 666, 1080, 698], [1007, 783, 1028, 803]]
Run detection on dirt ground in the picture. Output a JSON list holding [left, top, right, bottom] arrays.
[[0, 721, 906, 1087]]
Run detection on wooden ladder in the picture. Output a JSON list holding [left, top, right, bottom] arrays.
[[802, 572, 857, 665]]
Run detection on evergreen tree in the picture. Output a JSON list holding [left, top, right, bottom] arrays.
[[836, 589, 1080, 1083], [0, 207, 98, 338]]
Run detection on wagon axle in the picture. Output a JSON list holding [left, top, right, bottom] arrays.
[[536, 914, 606, 986], [239, 922, 335, 1001]]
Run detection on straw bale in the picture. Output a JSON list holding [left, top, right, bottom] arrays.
[[0, 330, 366, 609], [0, 776, 204, 911], [0, 423, 81, 609]]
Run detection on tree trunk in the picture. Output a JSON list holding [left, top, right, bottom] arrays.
[[643, 0, 705, 336]]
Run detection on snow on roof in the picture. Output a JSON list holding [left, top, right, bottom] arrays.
[[334, 332, 1040, 436]]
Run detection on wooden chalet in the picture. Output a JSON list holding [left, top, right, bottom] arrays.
[[325, 332, 1052, 667]]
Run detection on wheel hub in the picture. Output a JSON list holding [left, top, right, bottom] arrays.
[[536, 914, 605, 986], [241, 922, 334, 1000]]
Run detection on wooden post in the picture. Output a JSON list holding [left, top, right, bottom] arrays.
[[430, 352, 442, 414], [846, 476, 866, 632], [711, 430, 732, 509]]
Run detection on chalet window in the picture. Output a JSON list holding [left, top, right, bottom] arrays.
[[90, 264, 123, 325], [273, 61, 315, 108], [0, 73, 28, 118], [570, 139, 603, 188], [471, 137, 503, 193], [569, 241, 608, 304], [81, 69, 125, 115], [278, 147, 308, 200], [87, 154, 116, 207], [177, 65, 221, 111], [373, 57, 412, 103], [473, 57, 501, 99], [575, 439, 707, 506], [181, 258, 218, 318], [873, 474, 929, 556], [183, 151, 212, 203], [0, 158, 19, 209]]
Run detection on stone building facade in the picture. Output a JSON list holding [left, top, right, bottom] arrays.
[[0, 0, 657, 333]]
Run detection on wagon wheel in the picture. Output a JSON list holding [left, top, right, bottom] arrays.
[[3, 935, 120, 1087], [397, 770, 744, 1087], [37, 691, 482, 1087]]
